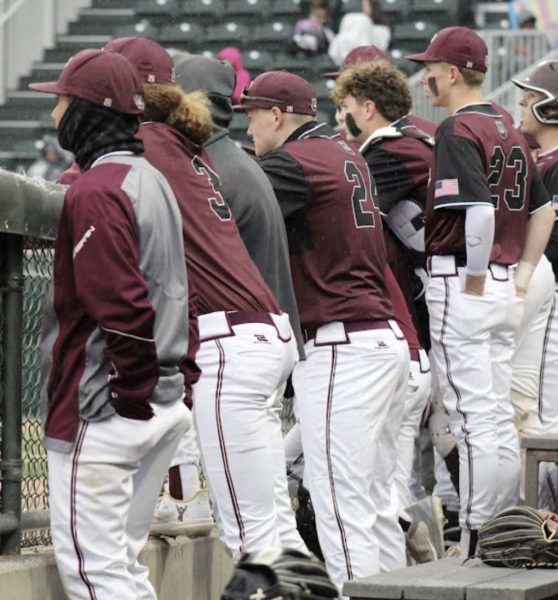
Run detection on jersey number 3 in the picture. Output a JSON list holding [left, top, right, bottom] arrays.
[[192, 155, 232, 221], [344, 161, 376, 228], [487, 145, 527, 211]]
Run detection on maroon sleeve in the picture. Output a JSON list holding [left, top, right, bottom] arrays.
[[68, 183, 159, 420], [57, 161, 81, 185]]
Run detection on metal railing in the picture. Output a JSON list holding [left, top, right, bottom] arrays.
[[0, 170, 63, 554], [408, 29, 552, 124], [0, 0, 91, 104]]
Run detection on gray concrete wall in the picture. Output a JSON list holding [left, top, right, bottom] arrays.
[[0, 534, 234, 600]]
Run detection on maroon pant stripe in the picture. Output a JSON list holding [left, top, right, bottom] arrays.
[[70, 422, 98, 600], [325, 346, 353, 579], [214, 339, 246, 551], [441, 279, 474, 529]]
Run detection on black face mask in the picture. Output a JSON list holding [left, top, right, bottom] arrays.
[[57, 97, 143, 171], [427, 76, 439, 96], [345, 112, 362, 138]]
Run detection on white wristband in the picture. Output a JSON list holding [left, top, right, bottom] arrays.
[[515, 261, 535, 290]]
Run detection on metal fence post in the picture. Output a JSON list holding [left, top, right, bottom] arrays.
[[0, 232, 24, 554]]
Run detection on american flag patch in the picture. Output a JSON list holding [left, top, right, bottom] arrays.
[[435, 178, 459, 198]]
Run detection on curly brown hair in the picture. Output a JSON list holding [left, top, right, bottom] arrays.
[[331, 61, 412, 122], [142, 83, 213, 146]]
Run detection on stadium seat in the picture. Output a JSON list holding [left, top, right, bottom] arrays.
[[272, 53, 314, 78], [243, 49, 274, 76], [269, 0, 303, 18], [391, 21, 439, 53], [226, 0, 271, 24], [338, 0, 363, 14], [179, 0, 226, 23], [157, 21, 205, 50], [314, 54, 339, 77], [410, 0, 459, 27], [312, 77, 336, 104], [389, 48, 422, 76], [379, 0, 409, 21], [205, 22, 251, 51], [112, 19, 159, 40], [250, 21, 294, 51], [137, 0, 181, 18]]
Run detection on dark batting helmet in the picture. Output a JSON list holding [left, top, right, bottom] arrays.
[[512, 60, 558, 125], [221, 548, 339, 600]]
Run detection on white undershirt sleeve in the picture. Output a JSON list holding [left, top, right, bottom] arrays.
[[465, 204, 495, 276]]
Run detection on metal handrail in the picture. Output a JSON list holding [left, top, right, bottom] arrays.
[[0, 0, 31, 28]]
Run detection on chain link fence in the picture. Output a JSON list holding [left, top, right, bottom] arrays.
[[21, 239, 53, 547]]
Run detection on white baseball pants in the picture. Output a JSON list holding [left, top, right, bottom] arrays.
[[48, 400, 191, 600], [427, 259, 521, 541], [193, 311, 303, 557], [294, 323, 409, 592], [394, 351, 432, 515], [511, 255, 555, 435]]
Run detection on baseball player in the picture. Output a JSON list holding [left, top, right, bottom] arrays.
[[172, 52, 306, 543], [331, 60, 446, 557], [32, 50, 191, 599], [106, 37, 305, 556], [407, 27, 555, 556], [236, 70, 410, 591], [513, 60, 558, 504], [324, 45, 438, 138]]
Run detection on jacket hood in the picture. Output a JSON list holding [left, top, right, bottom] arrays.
[[173, 53, 236, 130]]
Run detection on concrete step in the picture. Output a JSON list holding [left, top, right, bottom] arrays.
[[42, 35, 111, 63], [68, 8, 137, 36]]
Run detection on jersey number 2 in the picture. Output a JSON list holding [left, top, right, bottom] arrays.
[[344, 161, 376, 228], [192, 155, 232, 221], [487, 145, 527, 211]]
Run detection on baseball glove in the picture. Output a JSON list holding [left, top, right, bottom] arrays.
[[221, 547, 339, 599], [478, 506, 558, 568], [295, 484, 325, 562]]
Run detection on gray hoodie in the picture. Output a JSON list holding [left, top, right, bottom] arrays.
[[174, 54, 304, 357]]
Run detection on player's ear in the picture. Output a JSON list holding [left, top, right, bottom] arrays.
[[364, 98, 376, 120], [271, 106, 284, 128], [448, 65, 461, 85]]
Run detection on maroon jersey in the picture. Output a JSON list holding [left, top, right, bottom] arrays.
[[138, 122, 279, 315], [360, 115, 434, 217], [536, 146, 558, 279], [426, 103, 549, 265], [385, 265, 421, 351], [408, 114, 437, 137], [257, 122, 393, 329]]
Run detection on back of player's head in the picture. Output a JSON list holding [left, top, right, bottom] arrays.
[[173, 53, 236, 128], [235, 71, 317, 117], [331, 60, 412, 123], [104, 36, 176, 85], [513, 60, 558, 125], [105, 37, 213, 145]]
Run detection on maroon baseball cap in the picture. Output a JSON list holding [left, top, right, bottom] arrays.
[[104, 36, 176, 84], [29, 48, 145, 114], [323, 45, 393, 78], [234, 71, 317, 116], [406, 27, 488, 73]]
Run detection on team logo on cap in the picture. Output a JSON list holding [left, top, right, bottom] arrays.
[[147, 74, 156, 83], [171, 67, 176, 84], [310, 98, 317, 112], [103, 97, 113, 108], [134, 94, 145, 110]]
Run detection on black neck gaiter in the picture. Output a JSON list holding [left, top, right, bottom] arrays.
[[57, 97, 144, 171]]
